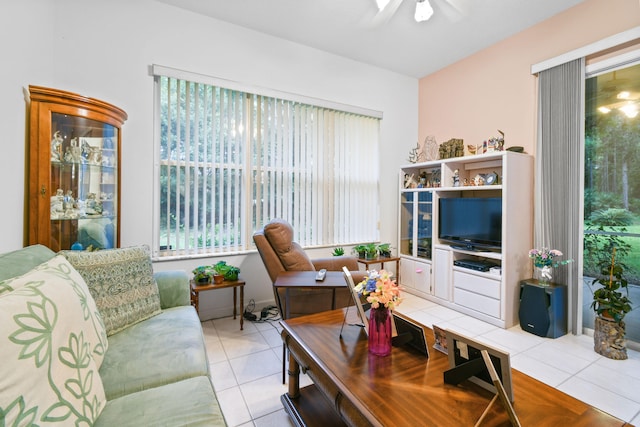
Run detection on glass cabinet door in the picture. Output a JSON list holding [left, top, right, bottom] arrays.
[[399, 192, 414, 256], [399, 191, 432, 259], [49, 113, 118, 251], [416, 191, 432, 259], [29, 86, 127, 252]]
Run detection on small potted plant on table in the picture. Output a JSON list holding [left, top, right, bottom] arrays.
[[377, 243, 392, 258], [353, 244, 367, 259], [364, 243, 378, 260], [214, 261, 240, 281], [192, 265, 215, 286]]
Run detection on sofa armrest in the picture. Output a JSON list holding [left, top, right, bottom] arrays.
[[154, 270, 190, 309], [312, 255, 359, 272]]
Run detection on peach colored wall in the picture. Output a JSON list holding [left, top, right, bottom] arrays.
[[418, 0, 640, 155]]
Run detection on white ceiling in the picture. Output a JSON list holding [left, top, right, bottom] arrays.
[[156, 0, 586, 78]]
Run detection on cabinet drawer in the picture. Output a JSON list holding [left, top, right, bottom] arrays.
[[454, 288, 500, 318], [453, 270, 500, 299]]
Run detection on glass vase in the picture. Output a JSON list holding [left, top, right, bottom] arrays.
[[536, 265, 553, 286], [368, 307, 392, 356]]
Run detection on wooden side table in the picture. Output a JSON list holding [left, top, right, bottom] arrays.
[[357, 256, 401, 282], [190, 278, 246, 330]]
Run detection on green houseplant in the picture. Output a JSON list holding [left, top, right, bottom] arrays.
[[591, 247, 632, 323], [590, 247, 632, 360], [214, 261, 240, 281], [332, 247, 345, 256], [192, 265, 215, 285], [353, 244, 367, 259], [364, 243, 378, 259], [377, 243, 392, 258]]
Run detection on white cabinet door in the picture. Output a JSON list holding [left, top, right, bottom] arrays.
[[399, 257, 431, 295], [413, 260, 431, 294], [399, 258, 416, 289], [433, 248, 451, 300]]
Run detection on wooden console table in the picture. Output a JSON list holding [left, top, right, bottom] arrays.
[[190, 278, 245, 330], [280, 308, 629, 427], [356, 256, 401, 282]]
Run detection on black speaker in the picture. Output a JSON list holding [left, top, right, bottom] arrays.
[[519, 280, 567, 338]]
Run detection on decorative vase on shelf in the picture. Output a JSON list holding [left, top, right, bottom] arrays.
[[368, 307, 393, 357], [536, 265, 553, 285]]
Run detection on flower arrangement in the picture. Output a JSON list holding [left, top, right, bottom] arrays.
[[528, 248, 572, 268], [355, 270, 402, 310]]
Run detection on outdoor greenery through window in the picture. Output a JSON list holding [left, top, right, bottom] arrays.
[[154, 72, 380, 258], [583, 60, 639, 342]]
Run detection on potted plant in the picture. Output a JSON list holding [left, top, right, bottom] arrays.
[[590, 247, 632, 360], [224, 266, 240, 281], [364, 243, 378, 260], [353, 244, 367, 259], [332, 247, 345, 256], [192, 265, 215, 285], [214, 261, 241, 281], [208, 264, 224, 284], [377, 243, 392, 258]]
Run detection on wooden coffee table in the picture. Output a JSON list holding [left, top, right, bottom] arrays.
[[280, 309, 629, 427]]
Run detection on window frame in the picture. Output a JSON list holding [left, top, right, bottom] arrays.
[[151, 65, 382, 260]]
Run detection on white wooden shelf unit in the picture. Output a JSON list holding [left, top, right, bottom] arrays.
[[398, 151, 533, 328]]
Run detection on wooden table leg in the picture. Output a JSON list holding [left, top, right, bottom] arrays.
[[287, 348, 300, 399], [240, 285, 244, 330], [233, 287, 237, 319], [192, 289, 199, 314]]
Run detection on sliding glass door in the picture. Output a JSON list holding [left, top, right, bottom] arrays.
[[583, 60, 640, 345]]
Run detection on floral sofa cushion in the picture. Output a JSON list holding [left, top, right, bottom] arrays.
[[62, 245, 162, 336], [0, 255, 107, 425]]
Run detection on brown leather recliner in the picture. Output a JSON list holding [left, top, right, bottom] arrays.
[[253, 218, 364, 319], [254, 218, 366, 383]]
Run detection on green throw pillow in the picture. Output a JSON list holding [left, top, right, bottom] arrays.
[[0, 255, 107, 425], [62, 245, 162, 336]]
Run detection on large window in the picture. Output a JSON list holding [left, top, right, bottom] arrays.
[[152, 68, 381, 258], [583, 59, 640, 343]]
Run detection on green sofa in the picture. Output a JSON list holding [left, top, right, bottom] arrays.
[[0, 245, 226, 427]]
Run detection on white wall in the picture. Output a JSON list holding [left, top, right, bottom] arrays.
[[0, 0, 417, 319], [1, 0, 54, 250]]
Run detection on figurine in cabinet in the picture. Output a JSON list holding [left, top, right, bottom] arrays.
[[50, 188, 64, 219], [50, 131, 63, 162], [82, 139, 103, 165], [64, 190, 79, 219], [64, 138, 83, 163]]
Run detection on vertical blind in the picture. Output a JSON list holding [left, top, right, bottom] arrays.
[[153, 71, 380, 258], [535, 58, 585, 333]]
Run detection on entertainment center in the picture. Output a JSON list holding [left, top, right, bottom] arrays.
[[399, 151, 533, 328]]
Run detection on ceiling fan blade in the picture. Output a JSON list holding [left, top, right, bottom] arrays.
[[437, 0, 466, 23], [366, 0, 404, 28]]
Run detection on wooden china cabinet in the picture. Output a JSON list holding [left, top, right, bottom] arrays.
[[28, 86, 127, 251]]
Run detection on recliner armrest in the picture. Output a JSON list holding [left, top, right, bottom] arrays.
[[154, 270, 190, 309], [312, 255, 358, 271]]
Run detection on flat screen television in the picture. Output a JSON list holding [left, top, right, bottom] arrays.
[[438, 197, 502, 251]]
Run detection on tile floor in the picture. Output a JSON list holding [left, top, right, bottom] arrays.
[[203, 293, 640, 426]]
